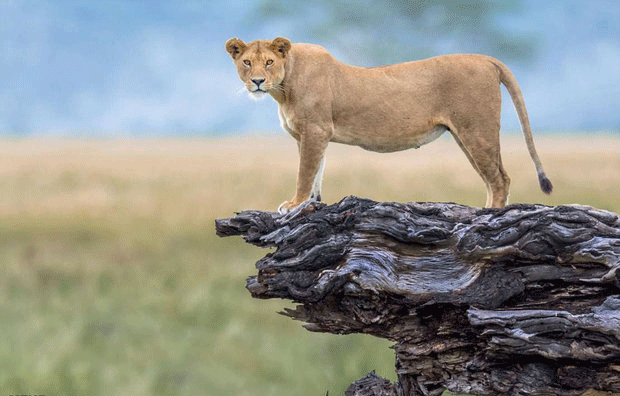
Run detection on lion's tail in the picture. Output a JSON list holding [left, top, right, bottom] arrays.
[[493, 59, 553, 195]]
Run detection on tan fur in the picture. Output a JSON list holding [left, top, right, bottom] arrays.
[[226, 37, 552, 213]]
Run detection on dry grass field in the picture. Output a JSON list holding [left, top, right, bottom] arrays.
[[0, 134, 618, 395]]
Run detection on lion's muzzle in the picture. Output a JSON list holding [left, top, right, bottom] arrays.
[[249, 78, 266, 93]]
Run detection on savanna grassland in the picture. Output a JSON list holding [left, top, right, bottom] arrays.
[[0, 134, 619, 396]]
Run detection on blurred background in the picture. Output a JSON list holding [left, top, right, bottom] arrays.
[[0, 1, 619, 396], [2, 0, 620, 135]]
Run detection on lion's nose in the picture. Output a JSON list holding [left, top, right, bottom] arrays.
[[252, 78, 265, 87]]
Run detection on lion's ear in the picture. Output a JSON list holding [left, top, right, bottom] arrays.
[[270, 37, 291, 58], [226, 38, 247, 60]]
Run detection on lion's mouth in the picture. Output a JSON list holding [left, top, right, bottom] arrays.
[[248, 84, 268, 93], [249, 86, 268, 94], [248, 88, 268, 100]]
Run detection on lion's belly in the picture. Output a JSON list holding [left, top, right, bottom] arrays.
[[332, 124, 448, 153]]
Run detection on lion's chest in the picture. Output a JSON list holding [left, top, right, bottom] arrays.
[[278, 108, 300, 140]]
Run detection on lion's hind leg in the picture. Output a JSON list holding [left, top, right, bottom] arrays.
[[450, 128, 510, 208]]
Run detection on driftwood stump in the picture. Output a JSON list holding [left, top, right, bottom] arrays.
[[215, 196, 620, 396]]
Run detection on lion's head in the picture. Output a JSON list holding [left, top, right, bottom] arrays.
[[225, 37, 291, 99]]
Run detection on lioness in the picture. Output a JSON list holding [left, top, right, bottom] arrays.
[[226, 37, 552, 213]]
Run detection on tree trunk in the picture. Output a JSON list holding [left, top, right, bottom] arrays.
[[215, 196, 620, 396]]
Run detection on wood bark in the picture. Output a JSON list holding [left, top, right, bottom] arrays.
[[215, 196, 620, 396]]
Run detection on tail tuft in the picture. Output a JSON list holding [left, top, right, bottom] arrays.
[[538, 173, 553, 195]]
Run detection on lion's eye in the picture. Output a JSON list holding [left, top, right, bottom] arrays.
[[243, 59, 251, 67], [266, 59, 274, 66]]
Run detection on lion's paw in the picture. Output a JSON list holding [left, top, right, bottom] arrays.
[[277, 200, 299, 214], [278, 199, 320, 216]]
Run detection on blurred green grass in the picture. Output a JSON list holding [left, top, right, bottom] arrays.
[[0, 136, 618, 396], [0, 201, 396, 396]]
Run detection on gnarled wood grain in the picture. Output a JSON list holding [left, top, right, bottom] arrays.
[[216, 196, 620, 396]]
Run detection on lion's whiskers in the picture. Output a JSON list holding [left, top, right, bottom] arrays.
[[270, 84, 288, 97], [273, 84, 287, 93], [235, 86, 249, 97]]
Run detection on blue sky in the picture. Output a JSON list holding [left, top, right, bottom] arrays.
[[1, 0, 619, 136]]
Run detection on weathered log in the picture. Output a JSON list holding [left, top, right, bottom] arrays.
[[215, 196, 620, 396]]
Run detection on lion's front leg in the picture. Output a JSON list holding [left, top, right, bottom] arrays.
[[296, 140, 327, 202], [278, 130, 329, 214], [310, 155, 325, 202]]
